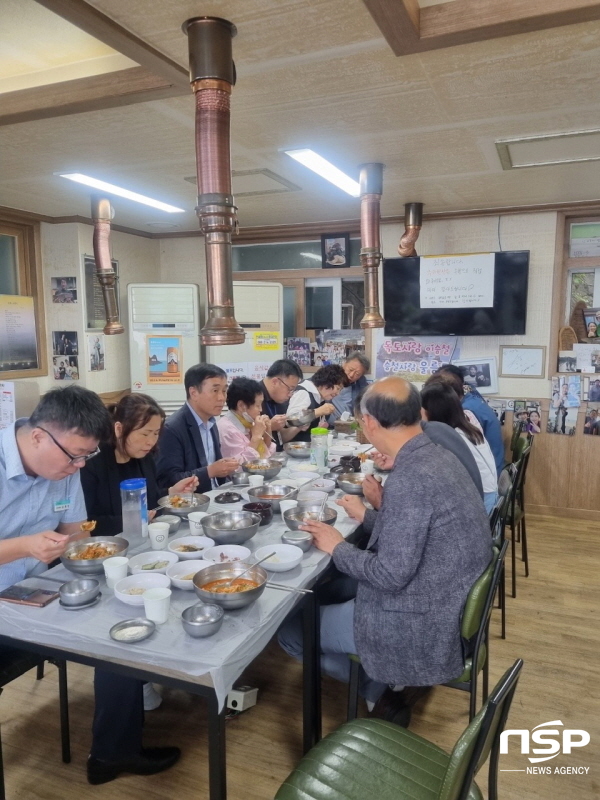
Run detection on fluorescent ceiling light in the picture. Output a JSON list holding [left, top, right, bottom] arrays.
[[58, 173, 185, 212], [284, 149, 360, 196]]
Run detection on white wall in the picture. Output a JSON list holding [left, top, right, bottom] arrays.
[[10, 222, 160, 416], [380, 211, 558, 398]]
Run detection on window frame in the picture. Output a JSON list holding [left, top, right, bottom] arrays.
[[0, 215, 48, 380]]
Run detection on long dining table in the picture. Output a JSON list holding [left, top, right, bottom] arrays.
[[0, 450, 370, 800]]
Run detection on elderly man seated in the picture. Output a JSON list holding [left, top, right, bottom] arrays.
[[278, 376, 492, 723]]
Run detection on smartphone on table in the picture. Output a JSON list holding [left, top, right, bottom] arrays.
[[0, 585, 59, 607]]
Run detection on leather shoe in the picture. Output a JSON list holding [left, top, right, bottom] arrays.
[[370, 686, 432, 728], [87, 746, 181, 785]]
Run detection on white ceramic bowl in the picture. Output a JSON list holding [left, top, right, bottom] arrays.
[[308, 478, 336, 493], [202, 544, 252, 564], [114, 573, 170, 606], [330, 442, 359, 455], [128, 551, 179, 575], [168, 536, 214, 560], [254, 544, 304, 572], [297, 490, 328, 506], [289, 468, 319, 484], [167, 560, 213, 590]]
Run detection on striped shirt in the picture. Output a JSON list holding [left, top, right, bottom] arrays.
[[0, 421, 87, 590]]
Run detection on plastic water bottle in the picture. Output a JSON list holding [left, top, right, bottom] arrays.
[[310, 427, 329, 474], [120, 478, 149, 538]]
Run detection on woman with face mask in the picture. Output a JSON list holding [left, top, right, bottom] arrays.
[[217, 377, 276, 463]]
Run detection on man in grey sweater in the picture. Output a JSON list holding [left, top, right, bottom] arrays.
[[278, 376, 492, 716]]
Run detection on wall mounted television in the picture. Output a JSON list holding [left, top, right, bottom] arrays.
[[382, 251, 529, 336]]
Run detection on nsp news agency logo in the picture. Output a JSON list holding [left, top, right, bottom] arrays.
[[500, 720, 591, 775]]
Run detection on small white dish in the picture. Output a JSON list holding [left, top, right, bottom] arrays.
[[297, 490, 328, 506], [114, 573, 170, 606], [168, 536, 214, 560], [254, 544, 303, 572], [167, 560, 212, 590], [289, 469, 318, 484], [128, 551, 179, 575], [308, 478, 336, 493], [202, 544, 252, 564], [330, 443, 358, 455]]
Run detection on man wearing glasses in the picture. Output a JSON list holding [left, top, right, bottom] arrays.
[[259, 359, 304, 450], [0, 385, 180, 784]]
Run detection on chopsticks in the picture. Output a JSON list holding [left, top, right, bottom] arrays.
[[266, 582, 313, 595]]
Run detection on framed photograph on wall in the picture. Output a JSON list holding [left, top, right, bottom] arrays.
[[452, 357, 499, 395], [321, 233, 350, 269]]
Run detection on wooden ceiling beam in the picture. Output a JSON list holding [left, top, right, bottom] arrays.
[[364, 0, 600, 55], [0, 67, 187, 127], [33, 0, 189, 88]]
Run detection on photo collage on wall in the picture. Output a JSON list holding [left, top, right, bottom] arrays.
[[548, 375, 581, 435], [52, 331, 79, 381]]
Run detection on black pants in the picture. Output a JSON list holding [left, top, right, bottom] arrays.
[[91, 670, 144, 760]]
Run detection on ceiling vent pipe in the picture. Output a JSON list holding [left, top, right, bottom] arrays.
[[91, 196, 124, 335], [358, 163, 385, 329], [183, 16, 245, 345], [397, 202, 424, 257]]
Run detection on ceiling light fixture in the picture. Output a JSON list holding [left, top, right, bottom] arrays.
[[284, 149, 360, 196], [58, 173, 185, 212]]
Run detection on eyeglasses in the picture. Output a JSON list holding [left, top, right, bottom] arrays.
[[38, 426, 100, 465], [277, 376, 296, 396]]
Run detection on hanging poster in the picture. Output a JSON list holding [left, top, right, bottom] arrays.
[[0, 382, 15, 430], [51, 276, 78, 303], [147, 335, 182, 384], [374, 333, 459, 381], [0, 295, 39, 372], [222, 363, 248, 384], [253, 331, 279, 351], [420, 254, 495, 309], [248, 362, 270, 382]]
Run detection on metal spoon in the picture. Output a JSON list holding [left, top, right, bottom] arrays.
[[222, 551, 277, 589]]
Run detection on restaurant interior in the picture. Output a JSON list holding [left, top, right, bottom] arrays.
[[0, 1, 599, 798]]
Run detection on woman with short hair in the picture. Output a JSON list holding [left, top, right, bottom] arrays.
[[286, 364, 348, 442], [217, 377, 276, 463]]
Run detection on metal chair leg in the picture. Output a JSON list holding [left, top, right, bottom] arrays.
[[347, 659, 360, 722], [36, 662, 44, 681], [0, 722, 5, 800], [521, 517, 529, 577], [482, 624, 490, 703], [500, 563, 506, 640], [511, 523, 517, 598], [57, 661, 71, 763]]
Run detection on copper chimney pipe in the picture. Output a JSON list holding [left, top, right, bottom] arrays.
[[359, 163, 385, 329], [91, 196, 124, 335], [398, 202, 424, 257], [183, 16, 244, 346]]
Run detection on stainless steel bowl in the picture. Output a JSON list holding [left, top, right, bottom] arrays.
[[61, 536, 129, 575], [283, 505, 337, 531], [281, 530, 313, 552], [246, 483, 298, 512], [201, 511, 261, 545], [231, 470, 251, 486], [157, 514, 181, 535], [283, 442, 312, 459], [270, 451, 288, 466], [336, 472, 366, 495], [59, 578, 100, 606], [286, 410, 315, 428], [181, 603, 225, 637], [193, 563, 268, 609], [157, 493, 211, 517], [241, 459, 282, 481]]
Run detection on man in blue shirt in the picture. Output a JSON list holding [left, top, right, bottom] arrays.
[[329, 351, 370, 422], [434, 364, 505, 474], [0, 386, 180, 785]]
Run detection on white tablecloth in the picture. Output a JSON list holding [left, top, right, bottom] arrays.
[[0, 455, 368, 709]]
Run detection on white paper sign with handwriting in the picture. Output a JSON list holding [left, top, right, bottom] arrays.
[[420, 254, 495, 309]]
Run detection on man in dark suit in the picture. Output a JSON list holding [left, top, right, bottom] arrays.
[[156, 364, 239, 493], [279, 376, 491, 723]]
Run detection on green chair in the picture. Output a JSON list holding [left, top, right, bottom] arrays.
[[489, 494, 510, 639], [346, 543, 509, 723], [502, 445, 531, 597], [276, 659, 523, 800]]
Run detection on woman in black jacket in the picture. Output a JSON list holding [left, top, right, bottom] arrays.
[[81, 393, 197, 536]]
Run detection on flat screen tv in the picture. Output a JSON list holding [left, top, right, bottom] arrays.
[[382, 251, 529, 336]]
